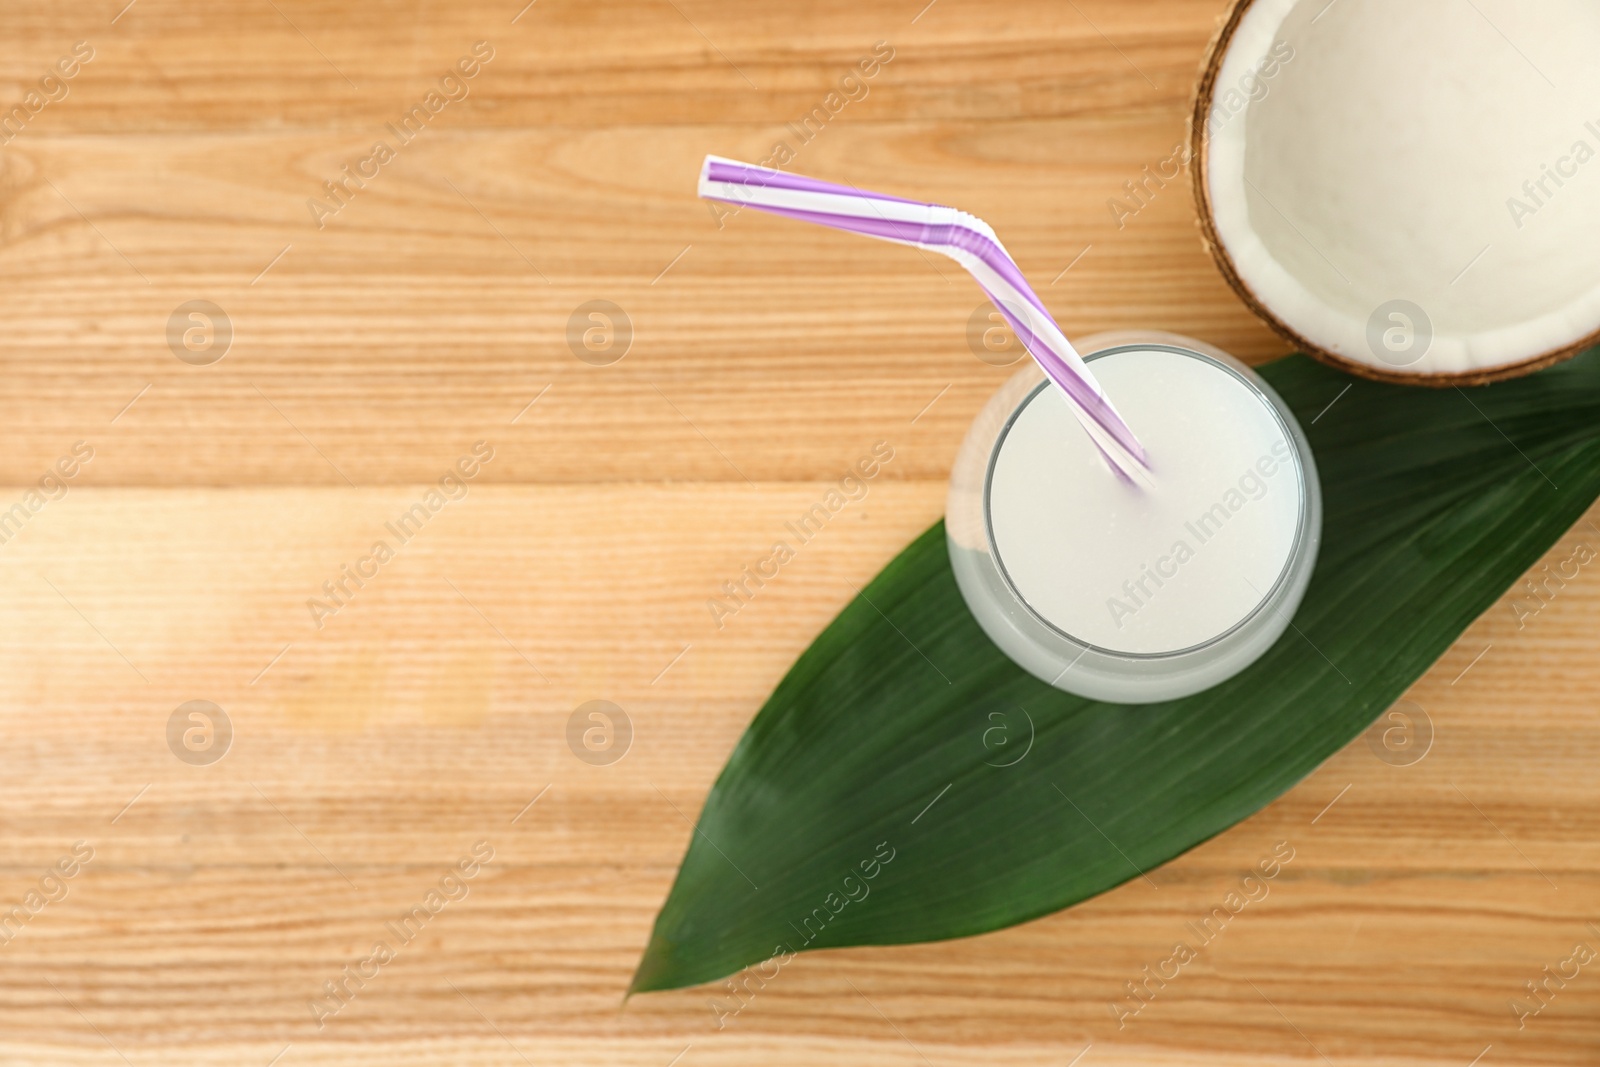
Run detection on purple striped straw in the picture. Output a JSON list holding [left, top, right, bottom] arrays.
[[699, 155, 1149, 482]]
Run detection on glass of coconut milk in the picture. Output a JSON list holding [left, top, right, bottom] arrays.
[[947, 330, 1322, 703]]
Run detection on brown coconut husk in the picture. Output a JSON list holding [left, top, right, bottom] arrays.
[[1186, 0, 1597, 387]]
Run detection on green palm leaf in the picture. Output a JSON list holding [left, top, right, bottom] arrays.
[[632, 351, 1600, 995]]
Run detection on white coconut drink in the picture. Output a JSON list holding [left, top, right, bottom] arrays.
[[698, 161, 1325, 702], [1192, 0, 1600, 382], [946, 332, 1321, 703]]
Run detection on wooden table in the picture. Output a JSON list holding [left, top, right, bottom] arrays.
[[2, 1, 1595, 1063]]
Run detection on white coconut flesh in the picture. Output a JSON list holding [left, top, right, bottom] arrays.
[[1203, 0, 1600, 376]]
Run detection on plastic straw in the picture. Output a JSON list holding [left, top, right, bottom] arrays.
[[698, 155, 1149, 482]]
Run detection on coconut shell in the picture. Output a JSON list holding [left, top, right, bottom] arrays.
[[1187, 0, 1599, 387]]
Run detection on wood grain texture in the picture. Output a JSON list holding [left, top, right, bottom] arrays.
[[0, 1, 1596, 1064]]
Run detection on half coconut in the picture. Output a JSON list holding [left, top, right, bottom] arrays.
[[1190, 0, 1600, 383]]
